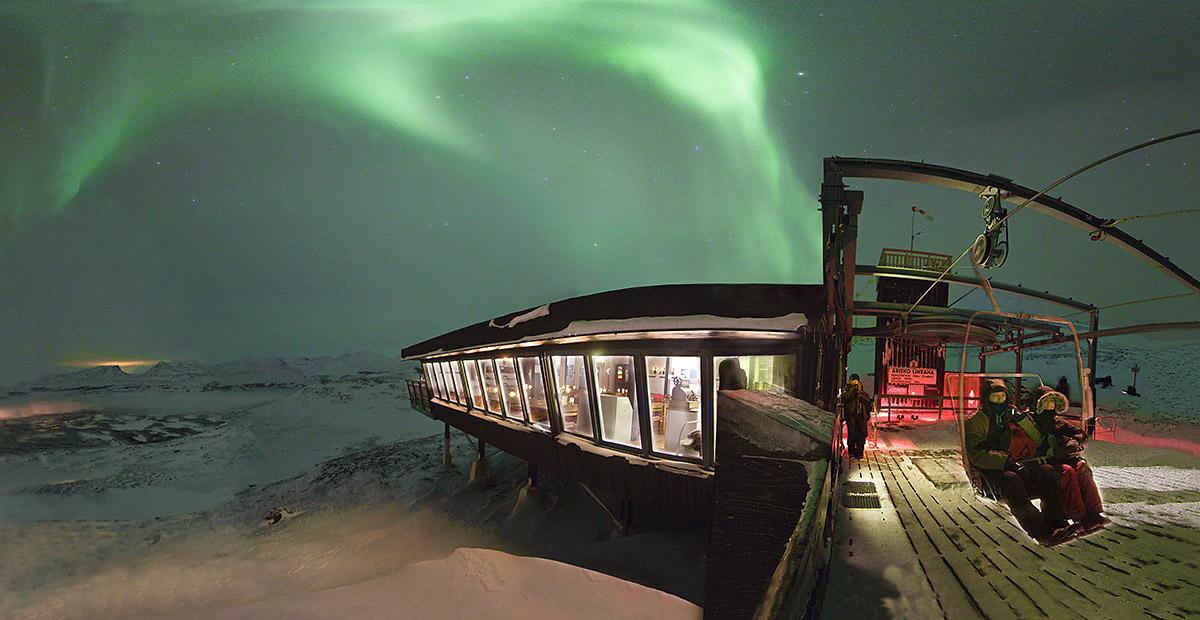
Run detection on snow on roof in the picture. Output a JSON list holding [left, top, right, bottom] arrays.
[[402, 284, 825, 359]]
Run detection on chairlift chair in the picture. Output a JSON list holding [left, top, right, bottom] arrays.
[[953, 311, 1094, 499]]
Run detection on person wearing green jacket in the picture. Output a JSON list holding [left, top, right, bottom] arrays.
[[965, 379, 1068, 543]]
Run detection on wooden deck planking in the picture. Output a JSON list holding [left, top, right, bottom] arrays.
[[873, 452, 1019, 619], [852, 450, 1199, 620], [863, 451, 982, 619], [936, 461, 1193, 619], [876, 452, 1050, 619]]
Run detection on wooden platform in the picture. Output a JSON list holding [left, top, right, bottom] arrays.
[[822, 449, 1200, 619]]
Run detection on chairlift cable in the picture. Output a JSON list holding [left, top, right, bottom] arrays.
[[947, 286, 979, 309], [1088, 207, 1200, 240], [1062, 292, 1197, 317], [903, 127, 1200, 317]]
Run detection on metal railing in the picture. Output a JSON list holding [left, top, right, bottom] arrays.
[[878, 248, 953, 272], [405, 379, 432, 415], [874, 393, 957, 423]]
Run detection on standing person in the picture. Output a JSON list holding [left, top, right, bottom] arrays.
[[965, 379, 1070, 544], [840, 373, 872, 459], [1055, 376, 1071, 400]]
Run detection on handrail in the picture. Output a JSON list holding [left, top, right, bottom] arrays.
[[878, 248, 954, 272], [405, 379, 433, 415]]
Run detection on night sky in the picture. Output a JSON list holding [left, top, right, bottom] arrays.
[[2, 1, 1197, 382]]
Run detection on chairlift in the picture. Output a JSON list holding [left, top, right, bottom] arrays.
[[952, 310, 1094, 496]]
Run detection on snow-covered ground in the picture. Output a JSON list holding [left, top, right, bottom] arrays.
[[0, 354, 704, 619], [3, 344, 1197, 618], [848, 333, 1200, 424], [990, 333, 1200, 424]]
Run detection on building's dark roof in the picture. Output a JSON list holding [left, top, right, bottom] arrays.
[[401, 284, 826, 359]]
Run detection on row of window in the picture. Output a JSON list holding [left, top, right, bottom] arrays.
[[422, 354, 795, 464]]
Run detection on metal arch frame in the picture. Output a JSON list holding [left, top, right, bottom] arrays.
[[856, 264, 1096, 312], [827, 157, 1200, 295]]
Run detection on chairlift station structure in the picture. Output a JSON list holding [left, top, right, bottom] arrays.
[[402, 157, 1200, 619]]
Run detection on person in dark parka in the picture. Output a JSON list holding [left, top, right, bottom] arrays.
[[964, 379, 1069, 543], [840, 373, 872, 459]]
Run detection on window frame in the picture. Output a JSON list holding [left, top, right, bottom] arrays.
[[423, 362, 441, 400], [495, 356, 528, 423], [449, 360, 467, 405], [478, 358, 505, 416], [589, 353, 645, 453], [642, 354, 705, 465], [518, 355, 552, 432], [439, 362, 451, 400], [549, 353, 598, 441], [462, 359, 486, 411]]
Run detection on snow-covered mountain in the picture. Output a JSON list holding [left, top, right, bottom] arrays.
[[311, 351, 401, 378], [11, 352, 406, 394], [30, 365, 129, 389], [207, 356, 311, 386], [135, 360, 216, 384]]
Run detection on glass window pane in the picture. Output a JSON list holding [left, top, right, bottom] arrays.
[[592, 355, 640, 448], [422, 363, 439, 399], [463, 360, 486, 409], [479, 359, 503, 414], [552, 355, 594, 438], [646, 356, 701, 459], [497, 358, 525, 421], [438, 363, 451, 400], [519, 357, 550, 430], [712, 356, 796, 464], [450, 362, 466, 404], [714, 356, 794, 393], [440, 362, 457, 402]]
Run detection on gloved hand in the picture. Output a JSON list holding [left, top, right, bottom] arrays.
[[1004, 457, 1023, 473]]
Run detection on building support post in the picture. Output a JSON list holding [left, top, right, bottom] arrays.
[[1087, 310, 1100, 436], [470, 437, 490, 485], [442, 422, 452, 467], [1014, 329, 1024, 402]]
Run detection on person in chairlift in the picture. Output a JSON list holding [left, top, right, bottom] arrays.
[[965, 379, 1071, 544], [1032, 389, 1109, 534]]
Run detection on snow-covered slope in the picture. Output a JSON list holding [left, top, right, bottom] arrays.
[[1020, 334, 1199, 422], [207, 356, 311, 385]]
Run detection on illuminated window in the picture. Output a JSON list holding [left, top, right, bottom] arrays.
[[423, 363, 442, 400], [714, 356, 794, 393], [497, 357, 526, 422], [463, 360, 486, 410], [449, 361, 466, 405], [592, 355, 640, 449], [646, 356, 701, 459], [519, 357, 550, 431], [551, 355, 594, 438], [712, 355, 796, 463], [439, 362, 458, 402], [479, 359, 504, 415]]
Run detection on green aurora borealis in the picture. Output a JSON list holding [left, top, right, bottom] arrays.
[[2, 1, 1198, 380], [2, 0, 810, 279]]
